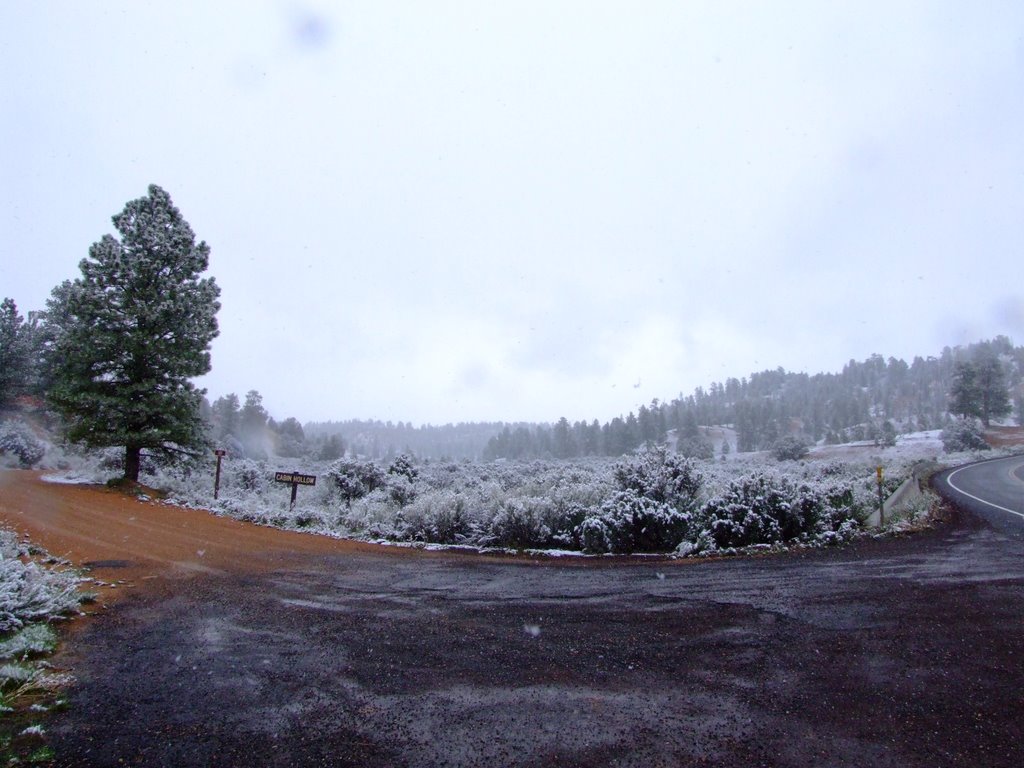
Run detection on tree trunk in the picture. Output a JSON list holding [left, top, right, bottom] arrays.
[[125, 446, 141, 482]]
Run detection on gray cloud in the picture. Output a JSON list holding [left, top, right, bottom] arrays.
[[1, 2, 1022, 424]]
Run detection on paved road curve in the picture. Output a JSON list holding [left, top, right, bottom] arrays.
[[933, 454, 1024, 538]]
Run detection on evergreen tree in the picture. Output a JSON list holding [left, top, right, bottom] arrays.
[[879, 420, 897, 447], [239, 389, 269, 458], [948, 362, 979, 420], [949, 358, 1011, 426], [552, 416, 574, 458], [210, 393, 241, 441], [0, 298, 29, 407], [974, 355, 1011, 426], [274, 416, 306, 457], [319, 433, 345, 461], [45, 185, 220, 481]]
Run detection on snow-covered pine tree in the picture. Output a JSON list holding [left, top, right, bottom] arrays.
[[949, 357, 1011, 426], [974, 354, 1011, 426], [948, 362, 979, 421], [45, 185, 220, 481], [0, 298, 29, 407], [210, 392, 241, 441]]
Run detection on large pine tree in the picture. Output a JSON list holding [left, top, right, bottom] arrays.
[[949, 357, 1011, 427], [0, 298, 29, 408], [46, 185, 221, 481]]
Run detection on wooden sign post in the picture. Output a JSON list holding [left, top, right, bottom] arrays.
[[214, 449, 227, 499], [275, 471, 317, 510]]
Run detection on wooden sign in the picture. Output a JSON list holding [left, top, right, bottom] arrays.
[[275, 472, 316, 486]]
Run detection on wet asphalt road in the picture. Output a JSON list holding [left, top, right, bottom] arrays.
[[933, 455, 1024, 538], [48, 508, 1024, 768]]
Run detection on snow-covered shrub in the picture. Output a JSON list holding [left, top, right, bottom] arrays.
[[418, 461, 469, 492], [339, 488, 403, 539], [395, 490, 475, 543], [0, 422, 44, 468], [232, 459, 269, 492], [675, 436, 714, 460], [576, 490, 691, 554], [772, 436, 809, 461], [886, 493, 933, 529], [940, 420, 989, 452], [0, 530, 80, 633], [485, 498, 554, 549], [384, 456, 419, 506], [0, 624, 57, 660], [96, 447, 131, 472], [0, 663, 34, 687], [388, 454, 418, 481], [328, 458, 387, 506], [385, 474, 417, 508], [613, 446, 702, 511], [576, 517, 613, 553], [145, 449, 879, 556], [692, 470, 851, 551]]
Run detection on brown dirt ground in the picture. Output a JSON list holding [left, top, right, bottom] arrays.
[[984, 425, 1024, 448], [2, 470, 1024, 767], [0, 471, 410, 587]]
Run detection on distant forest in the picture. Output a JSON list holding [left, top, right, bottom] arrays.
[[285, 337, 1024, 462]]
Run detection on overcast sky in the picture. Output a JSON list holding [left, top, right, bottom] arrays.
[[2, 2, 1022, 426]]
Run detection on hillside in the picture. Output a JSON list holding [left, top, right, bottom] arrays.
[[479, 336, 1024, 461]]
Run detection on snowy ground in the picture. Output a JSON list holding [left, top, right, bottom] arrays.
[[808, 429, 944, 461], [14, 409, 1017, 558], [26, 430, 977, 559]]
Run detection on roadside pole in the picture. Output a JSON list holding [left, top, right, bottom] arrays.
[[214, 449, 226, 500], [876, 465, 885, 526]]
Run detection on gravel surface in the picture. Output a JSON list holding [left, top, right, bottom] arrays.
[[3, 471, 1024, 767]]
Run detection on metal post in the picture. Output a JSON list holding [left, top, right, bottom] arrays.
[[290, 482, 298, 510]]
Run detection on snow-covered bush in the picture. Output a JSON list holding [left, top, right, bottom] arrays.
[[142, 447, 882, 556], [339, 487, 403, 540], [388, 453, 418, 481], [0, 624, 57, 660], [772, 436, 809, 461], [0, 663, 34, 687], [0, 422, 44, 468], [0, 530, 80, 633], [328, 458, 387, 506], [385, 474, 417, 508], [398, 490, 476, 544], [485, 498, 554, 549], [232, 458, 269, 492], [576, 489, 692, 553], [692, 469, 857, 552], [612, 446, 702, 511], [940, 419, 989, 453], [675, 436, 714, 460]]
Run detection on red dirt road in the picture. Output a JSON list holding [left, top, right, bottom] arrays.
[[0, 471, 413, 597], [3, 469, 1024, 767]]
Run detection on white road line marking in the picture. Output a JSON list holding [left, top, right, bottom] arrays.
[[946, 457, 1024, 520]]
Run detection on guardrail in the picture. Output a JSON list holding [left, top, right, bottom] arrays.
[[865, 462, 933, 527]]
